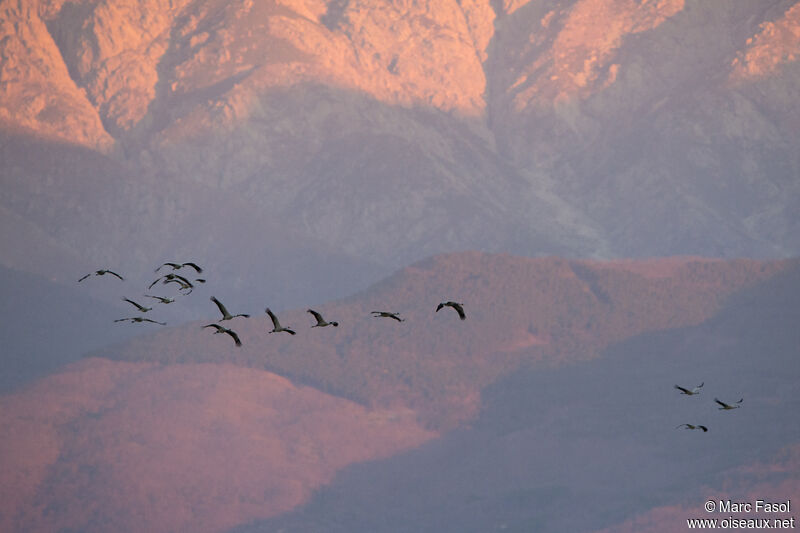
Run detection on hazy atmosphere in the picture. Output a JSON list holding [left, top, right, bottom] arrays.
[[1, 0, 798, 531]]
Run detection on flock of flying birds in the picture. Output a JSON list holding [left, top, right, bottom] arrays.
[[673, 381, 744, 433], [78, 262, 467, 349], [80, 262, 740, 434]]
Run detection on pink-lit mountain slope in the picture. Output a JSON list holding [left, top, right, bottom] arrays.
[[1, 0, 798, 304], [0, 359, 434, 533], [2, 252, 798, 533], [1, 253, 797, 533]]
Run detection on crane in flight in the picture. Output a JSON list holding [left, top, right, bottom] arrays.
[[308, 309, 338, 328], [210, 296, 250, 321], [371, 311, 405, 322], [122, 298, 152, 313], [676, 424, 708, 432], [150, 273, 195, 291], [674, 382, 704, 395], [436, 301, 466, 320], [78, 269, 124, 282], [114, 317, 166, 325], [715, 398, 743, 410], [202, 323, 242, 346], [266, 308, 296, 335], [156, 262, 203, 274], [145, 295, 175, 304]]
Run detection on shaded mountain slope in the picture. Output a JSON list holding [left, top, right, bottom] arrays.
[[0, 264, 146, 392], [0, 127, 387, 310], [237, 257, 800, 533]]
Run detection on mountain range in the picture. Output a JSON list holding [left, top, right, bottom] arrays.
[[2, 0, 799, 306], [1, 1, 799, 531]]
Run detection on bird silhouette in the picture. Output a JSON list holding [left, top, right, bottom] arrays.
[[145, 295, 175, 304], [150, 273, 195, 291], [210, 296, 250, 321], [162, 278, 193, 293], [675, 382, 704, 395], [122, 297, 152, 313], [156, 262, 204, 274], [266, 308, 296, 335], [78, 269, 124, 282], [715, 398, 743, 410], [202, 323, 242, 346], [676, 424, 708, 432], [371, 311, 405, 322], [436, 301, 466, 320], [114, 317, 165, 325], [308, 309, 338, 327]]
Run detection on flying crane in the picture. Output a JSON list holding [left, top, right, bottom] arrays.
[[266, 308, 296, 335]]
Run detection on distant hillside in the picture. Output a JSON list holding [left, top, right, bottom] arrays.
[[239, 256, 800, 533], [107, 252, 793, 428], [0, 264, 145, 391], [2, 253, 797, 533], [0, 359, 434, 533]]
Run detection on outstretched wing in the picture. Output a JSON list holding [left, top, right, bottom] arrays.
[[166, 273, 194, 287], [308, 309, 325, 325], [78, 273, 90, 282], [146, 295, 173, 304], [211, 297, 230, 318], [105, 270, 124, 280], [181, 262, 203, 273], [675, 385, 691, 394], [157, 262, 181, 272], [164, 278, 191, 291], [714, 398, 729, 408], [123, 298, 148, 312], [225, 328, 242, 346], [266, 308, 280, 329], [372, 311, 402, 321], [437, 302, 465, 319]]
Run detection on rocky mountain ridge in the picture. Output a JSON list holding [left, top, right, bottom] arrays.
[[1, 0, 798, 300]]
